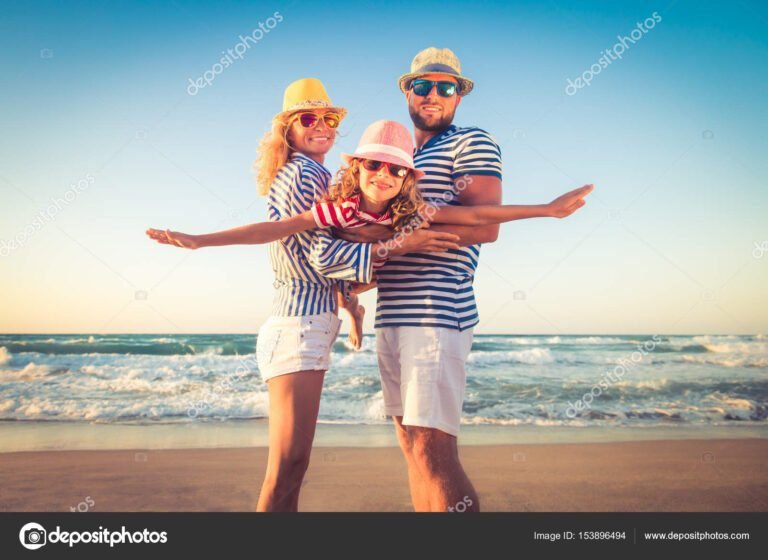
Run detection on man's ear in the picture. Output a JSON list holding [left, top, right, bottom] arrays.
[[455, 95, 462, 109]]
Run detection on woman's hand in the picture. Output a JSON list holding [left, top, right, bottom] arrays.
[[146, 228, 202, 250], [546, 184, 594, 218], [381, 228, 460, 257]]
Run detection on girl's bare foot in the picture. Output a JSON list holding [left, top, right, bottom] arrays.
[[347, 305, 365, 350]]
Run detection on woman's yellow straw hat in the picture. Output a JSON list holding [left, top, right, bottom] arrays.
[[278, 77, 347, 119]]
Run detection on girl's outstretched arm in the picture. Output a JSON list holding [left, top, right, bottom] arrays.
[[146, 210, 316, 249], [426, 184, 594, 226]]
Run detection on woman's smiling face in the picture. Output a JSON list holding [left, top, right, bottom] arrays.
[[287, 110, 339, 159]]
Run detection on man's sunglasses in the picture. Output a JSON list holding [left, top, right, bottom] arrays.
[[409, 79, 458, 97], [292, 112, 342, 129], [360, 158, 409, 178]]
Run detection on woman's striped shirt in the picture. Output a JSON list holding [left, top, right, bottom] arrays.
[[374, 125, 502, 331], [266, 152, 373, 316]]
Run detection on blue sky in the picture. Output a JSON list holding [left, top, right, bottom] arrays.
[[1, 0, 767, 334]]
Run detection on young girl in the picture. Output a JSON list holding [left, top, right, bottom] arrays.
[[147, 119, 593, 350]]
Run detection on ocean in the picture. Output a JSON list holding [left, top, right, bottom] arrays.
[[0, 333, 766, 429]]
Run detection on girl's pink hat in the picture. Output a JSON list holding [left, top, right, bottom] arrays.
[[341, 120, 425, 179]]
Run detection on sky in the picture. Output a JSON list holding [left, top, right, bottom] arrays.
[[1, 0, 767, 334]]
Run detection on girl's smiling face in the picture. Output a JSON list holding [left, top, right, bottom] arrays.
[[287, 110, 339, 161], [357, 159, 409, 213]]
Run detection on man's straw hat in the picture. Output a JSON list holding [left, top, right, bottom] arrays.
[[397, 47, 474, 96]]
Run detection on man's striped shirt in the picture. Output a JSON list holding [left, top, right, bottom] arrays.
[[267, 153, 373, 316], [374, 125, 502, 331]]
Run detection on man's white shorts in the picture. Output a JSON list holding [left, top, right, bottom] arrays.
[[376, 325, 474, 437], [256, 311, 342, 381]]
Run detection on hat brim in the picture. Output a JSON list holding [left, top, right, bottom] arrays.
[[397, 72, 474, 96], [278, 104, 348, 120], [342, 152, 426, 180]]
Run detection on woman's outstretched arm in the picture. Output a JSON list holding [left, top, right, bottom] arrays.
[[146, 211, 316, 249], [426, 184, 594, 225]]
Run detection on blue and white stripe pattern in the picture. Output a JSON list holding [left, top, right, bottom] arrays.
[[374, 125, 502, 331], [267, 152, 373, 316]]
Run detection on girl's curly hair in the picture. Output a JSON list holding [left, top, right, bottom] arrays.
[[326, 159, 424, 232]]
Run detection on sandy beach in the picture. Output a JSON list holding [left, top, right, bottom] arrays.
[[1, 438, 766, 512]]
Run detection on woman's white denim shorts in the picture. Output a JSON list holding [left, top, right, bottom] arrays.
[[256, 311, 342, 382]]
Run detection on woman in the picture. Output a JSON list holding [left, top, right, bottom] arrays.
[[146, 78, 459, 511]]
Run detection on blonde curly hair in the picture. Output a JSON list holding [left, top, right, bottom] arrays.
[[254, 112, 294, 196], [327, 159, 424, 232]]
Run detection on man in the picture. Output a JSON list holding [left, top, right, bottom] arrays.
[[339, 47, 502, 512]]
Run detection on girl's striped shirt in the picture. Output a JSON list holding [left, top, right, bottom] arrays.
[[312, 194, 393, 229], [312, 194, 391, 273], [266, 153, 373, 316]]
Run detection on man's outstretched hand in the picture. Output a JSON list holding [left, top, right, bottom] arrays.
[[546, 184, 594, 218]]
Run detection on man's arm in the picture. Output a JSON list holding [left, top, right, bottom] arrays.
[[428, 175, 502, 246], [425, 184, 594, 226], [332, 175, 502, 247], [429, 202, 548, 225]]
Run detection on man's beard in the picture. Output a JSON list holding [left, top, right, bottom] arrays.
[[409, 104, 454, 132]]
